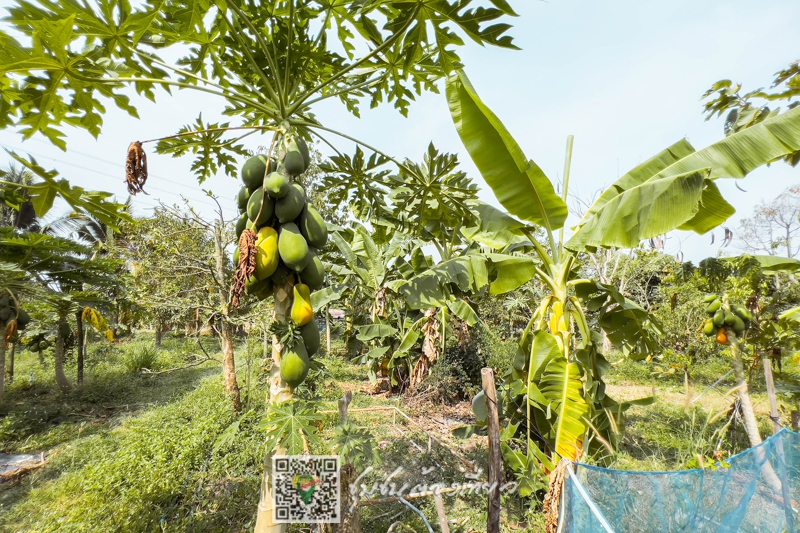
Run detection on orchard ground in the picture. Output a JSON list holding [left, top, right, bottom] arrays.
[[0, 330, 775, 532]]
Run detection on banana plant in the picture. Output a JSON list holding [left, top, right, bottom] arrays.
[[446, 68, 800, 484]]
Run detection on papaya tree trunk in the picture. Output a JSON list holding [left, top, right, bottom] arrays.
[[54, 311, 72, 392], [221, 318, 242, 412], [255, 277, 294, 533], [0, 341, 5, 405], [75, 309, 84, 384], [326, 305, 331, 354], [155, 320, 163, 348], [213, 218, 242, 412], [38, 347, 45, 367], [730, 339, 761, 447], [7, 342, 15, 385]]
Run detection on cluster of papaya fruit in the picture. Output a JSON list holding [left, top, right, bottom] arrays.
[[234, 135, 326, 389], [701, 295, 752, 345], [1, 291, 30, 338]]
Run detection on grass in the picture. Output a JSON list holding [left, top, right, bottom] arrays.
[[0, 331, 784, 532]]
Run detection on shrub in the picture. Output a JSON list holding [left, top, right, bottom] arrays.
[[124, 344, 161, 373]]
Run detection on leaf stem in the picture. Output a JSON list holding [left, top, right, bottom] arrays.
[[140, 125, 280, 144], [558, 135, 574, 257]]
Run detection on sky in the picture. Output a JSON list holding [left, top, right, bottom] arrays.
[[0, 0, 798, 262]]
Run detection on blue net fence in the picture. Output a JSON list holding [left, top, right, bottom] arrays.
[[561, 429, 800, 533]]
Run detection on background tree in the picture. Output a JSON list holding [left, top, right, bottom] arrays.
[[737, 185, 800, 258]]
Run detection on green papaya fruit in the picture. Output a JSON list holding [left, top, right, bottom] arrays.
[[472, 391, 487, 423], [233, 247, 240, 267], [255, 280, 274, 301], [296, 137, 310, 171], [38, 340, 49, 351], [275, 183, 306, 223], [723, 310, 736, 326], [284, 150, 305, 177], [734, 306, 753, 321], [703, 320, 715, 336], [0, 307, 9, 322], [58, 322, 71, 338], [732, 315, 746, 334], [280, 341, 310, 388], [237, 187, 251, 213], [241, 155, 269, 191], [269, 263, 293, 286], [706, 300, 722, 314], [0, 295, 7, 307], [246, 276, 272, 295], [703, 294, 718, 303], [278, 223, 310, 271], [264, 171, 290, 198], [712, 309, 725, 327], [235, 214, 248, 240], [17, 309, 30, 328], [299, 206, 328, 249], [300, 252, 325, 291], [247, 187, 275, 227], [300, 320, 320, 357]]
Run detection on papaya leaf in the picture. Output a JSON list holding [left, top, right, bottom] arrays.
[[259, 400, 323, 456], [446, 70, 567, 230]]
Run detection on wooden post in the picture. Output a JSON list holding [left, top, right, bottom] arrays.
[[481, 368, 501, 533], [763, 356, 782, 434], [336, 391, 360, 533], [433, 493, 450, 533], [792, 411, 799, 431]]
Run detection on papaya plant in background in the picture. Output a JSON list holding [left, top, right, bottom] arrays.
[[445, 68, 800, 494]]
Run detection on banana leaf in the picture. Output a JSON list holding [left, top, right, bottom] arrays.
[[536, 357, 588, 461], [446, 70, 567, 230]]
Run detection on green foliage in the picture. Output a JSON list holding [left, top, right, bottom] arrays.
[[330, 421, 380, 471], [259, 399, 323, 456], [123, 344, 161, 373]]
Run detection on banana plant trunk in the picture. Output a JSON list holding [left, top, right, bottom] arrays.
[[54, 310, 72, 392], [255, 277, 294, 533]]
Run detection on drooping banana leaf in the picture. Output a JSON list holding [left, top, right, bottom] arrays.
[[486, 253, 537, 294], [569, 106, 800, 250], [446, 70, 567, 230], [535, 357, 588, 461], [462, 202, 531, 249], [574, 279, 663, 361], [732, 255, 800, 273], [393, 254, 489, 309], [356, 323, 399, 342]]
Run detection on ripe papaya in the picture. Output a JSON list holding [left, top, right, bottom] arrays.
[[716, 327, 728, 345], [300, 252, 325, 291], [247, 187, 274, 227], [255, 227, 279, 280], [703, 320, 715, 336], [284, 149, 305, 177], [235, 213, 248, 240], [712, 309, 725, 327], [703, 294, 718, 303], [264, 171, 290, 198], [732, 315, 746, 334], [280, 340, 310, 388], [278, 222, 310, 271], [241, 155, 270, 191], [237, 186, 251, 213], [291, 284, 314, 326], [723, 310, 736, 326], [300, 320, 320, 357], [295, 137, 310, 171], [299, 205, 328, 249], [275, 183, 306, 223], [706, 300, 721, 314]]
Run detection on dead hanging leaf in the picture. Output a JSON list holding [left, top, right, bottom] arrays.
[[231, 229, 257, 307], [125, 141, 149, 195], [411, 308, 441, 388], [4, 319, 18, 346]]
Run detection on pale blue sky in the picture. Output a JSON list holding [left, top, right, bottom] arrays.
[[1, 0, 798, 262]]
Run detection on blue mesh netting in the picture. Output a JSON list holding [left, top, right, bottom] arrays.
[[561, 428, 800, 533]]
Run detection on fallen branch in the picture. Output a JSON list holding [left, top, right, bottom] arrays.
[[141, 354, 220, 375]]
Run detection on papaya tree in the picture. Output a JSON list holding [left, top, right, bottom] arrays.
[[444, 68, 800, 496]]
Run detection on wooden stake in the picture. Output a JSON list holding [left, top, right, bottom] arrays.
[[482, 368, 501, 533], [433, 492, 450, 533]]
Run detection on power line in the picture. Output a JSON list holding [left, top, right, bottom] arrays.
[[0, 142, 224, 210]]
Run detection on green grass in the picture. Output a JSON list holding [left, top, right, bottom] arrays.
[[0, 332, 780, 533]]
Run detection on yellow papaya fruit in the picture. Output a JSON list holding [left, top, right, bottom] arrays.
[[255, 227, 279, 280], [291, 284, 314, 326]]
